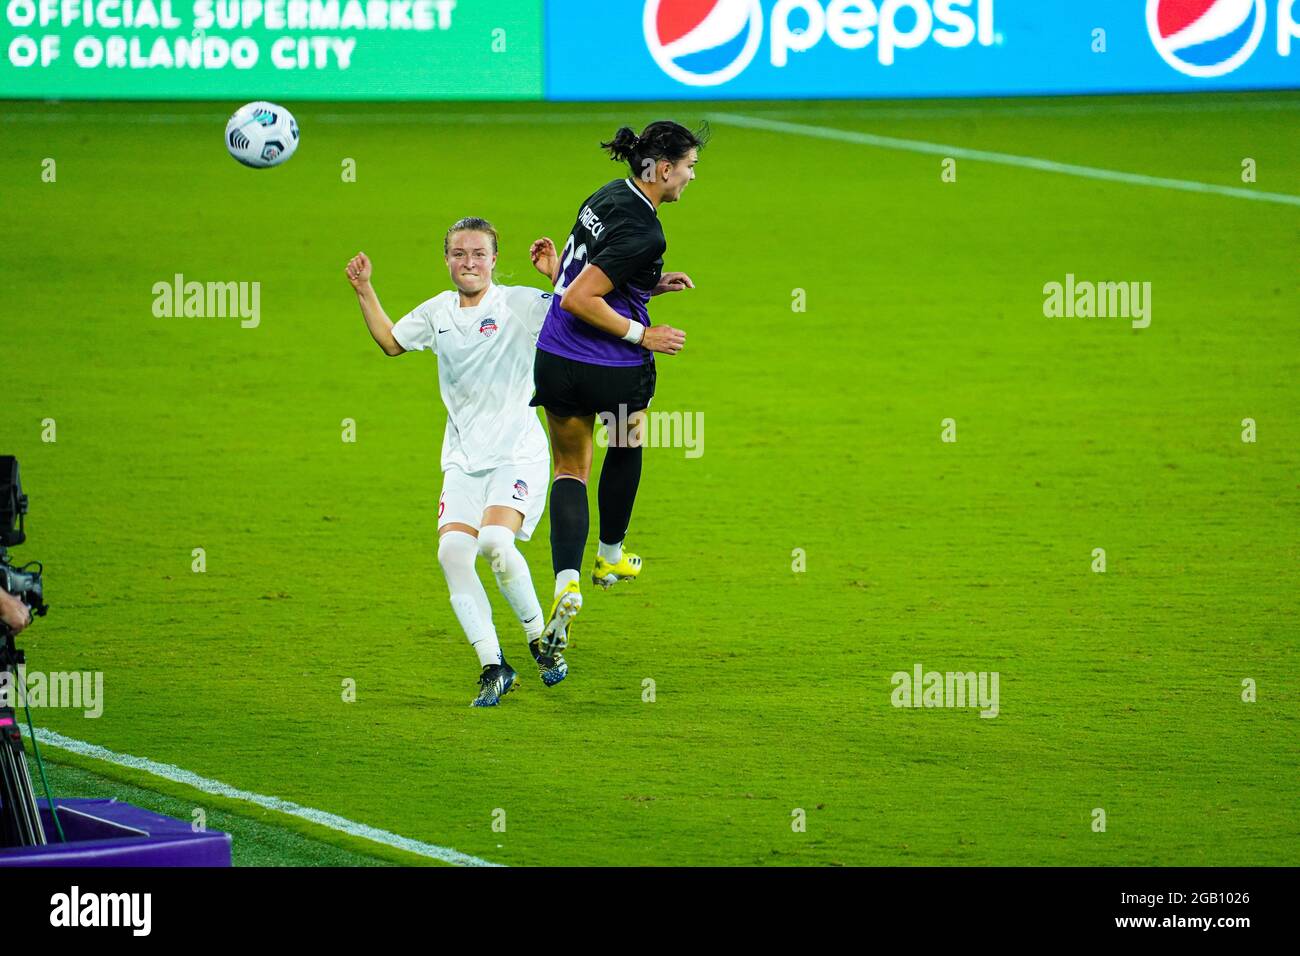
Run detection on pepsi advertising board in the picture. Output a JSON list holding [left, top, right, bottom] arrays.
[[545, 0, 1300, 100], [3, 0, 1297, 99]]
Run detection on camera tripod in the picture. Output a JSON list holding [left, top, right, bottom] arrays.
[[0, 626, 46, 848]]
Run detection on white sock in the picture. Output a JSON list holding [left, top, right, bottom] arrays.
[[471, 585, 494, 636], [478, 525, 545, 642], [438, 531, 500, 668], [554, 568, 580, 599], [598, 539, 623, 564]]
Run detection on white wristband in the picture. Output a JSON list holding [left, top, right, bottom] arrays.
[[622, 320, 646, 345]]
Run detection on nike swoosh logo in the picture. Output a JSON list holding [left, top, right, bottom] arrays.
[[437, 327, 450, 334]]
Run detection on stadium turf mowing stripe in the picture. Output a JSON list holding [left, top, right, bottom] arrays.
[[709, 112, 1300, 207], [26, 727, 501, 867]]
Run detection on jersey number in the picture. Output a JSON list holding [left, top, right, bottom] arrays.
[[553, 234, 589, 298]]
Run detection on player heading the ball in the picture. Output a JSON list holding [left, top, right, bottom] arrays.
[[529, 120, 709, 656]]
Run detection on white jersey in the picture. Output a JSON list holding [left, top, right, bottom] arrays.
[[391, 283, 553, 473]]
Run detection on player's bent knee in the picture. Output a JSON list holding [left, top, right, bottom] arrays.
[[476, 525, 515, 563], [437, 530, 478, 572]]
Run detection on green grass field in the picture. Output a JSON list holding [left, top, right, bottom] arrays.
[[3, 93, 1297, 866]]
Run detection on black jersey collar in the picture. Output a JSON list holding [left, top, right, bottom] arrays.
[[623, 178, 658, 215]]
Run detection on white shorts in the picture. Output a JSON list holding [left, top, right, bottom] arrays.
[[438, 459, 550, 542]]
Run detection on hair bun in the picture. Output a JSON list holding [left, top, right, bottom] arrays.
[[602, 126, 642, 163], [602, 120, 707, 173]]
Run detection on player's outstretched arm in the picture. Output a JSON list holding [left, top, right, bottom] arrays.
[[530, 237, 561, 285], [561, 264, 685, 356], [345, 252, 404, 356]]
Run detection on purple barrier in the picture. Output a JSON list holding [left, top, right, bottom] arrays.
[[0, 799, 231, 867]]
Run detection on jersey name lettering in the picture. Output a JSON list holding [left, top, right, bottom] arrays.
[[578, 205, 605, 238]]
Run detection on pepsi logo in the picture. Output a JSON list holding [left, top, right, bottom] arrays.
[[1147, 0, 1267, 77], [644, 0, 764, 87]]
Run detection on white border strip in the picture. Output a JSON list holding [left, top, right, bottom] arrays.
[[24, 726, 501, 867], [708, 112, 1300, 208]]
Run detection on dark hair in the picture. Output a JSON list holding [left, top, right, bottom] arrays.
[[601, 121, 710, 179], [443, 217, 499, 255]]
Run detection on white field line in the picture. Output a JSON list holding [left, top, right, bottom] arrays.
[[745, 98, 1300, 121], [708, 111, 1300, 208], [24, 725, 502, 867]]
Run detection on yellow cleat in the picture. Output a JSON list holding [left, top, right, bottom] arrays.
[[592, 552, 642, 590], [539, 580, 582, 655]]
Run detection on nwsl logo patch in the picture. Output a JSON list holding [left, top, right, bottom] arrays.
[[479, 316, 498, 338]]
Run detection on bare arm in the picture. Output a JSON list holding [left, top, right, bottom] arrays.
[[345, 252, 404, 356], [530, 237, 561, 286], [560, 264, 686, 355]]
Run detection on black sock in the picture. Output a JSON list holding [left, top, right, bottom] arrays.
[[549, 476, 589, 576], [598, 445, 643, 548]]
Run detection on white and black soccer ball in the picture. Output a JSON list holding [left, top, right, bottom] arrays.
[[225, 101, 299, 169]]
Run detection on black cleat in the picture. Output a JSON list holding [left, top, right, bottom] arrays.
[[529, 639, 569, 687], [470, 661, 518, 707]]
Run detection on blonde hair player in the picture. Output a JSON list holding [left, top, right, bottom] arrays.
[[345, 218, 565, 706]]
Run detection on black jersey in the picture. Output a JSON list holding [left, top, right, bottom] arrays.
[[536, 178, 666, 367]]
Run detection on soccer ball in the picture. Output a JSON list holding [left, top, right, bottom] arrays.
[[225, 101, 299, 169]]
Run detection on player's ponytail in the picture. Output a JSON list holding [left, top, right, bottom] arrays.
[[601, 126, 641, 164], [602, 121, 709, 178]]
